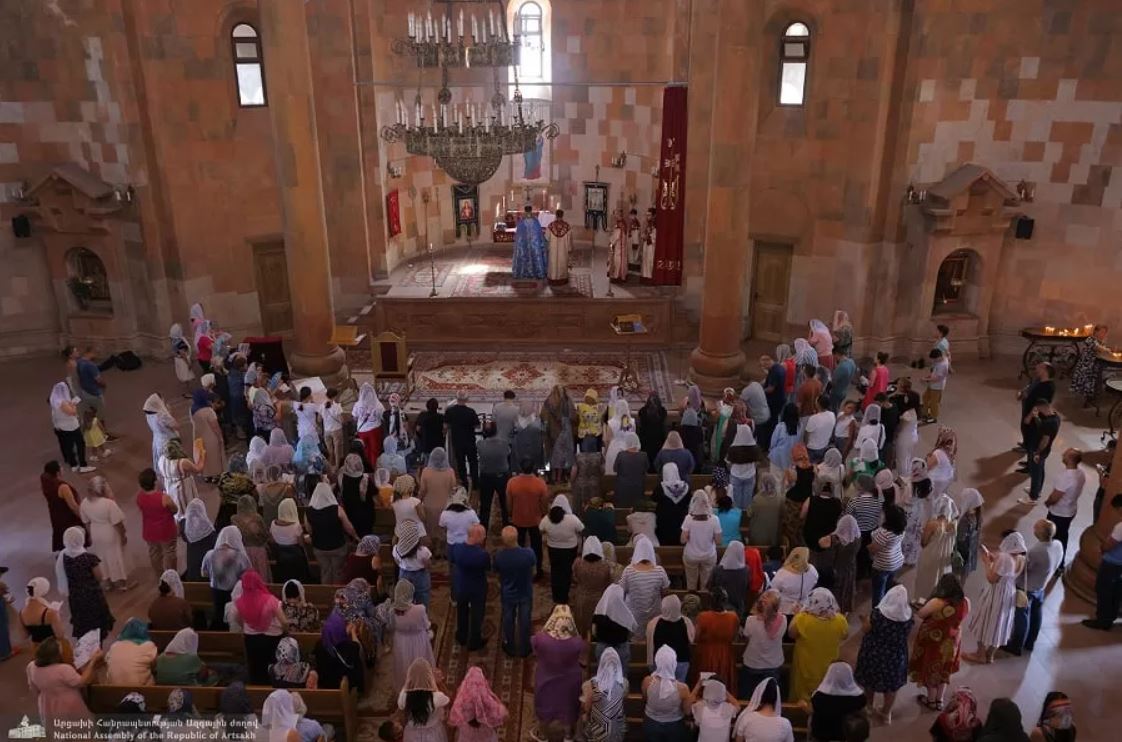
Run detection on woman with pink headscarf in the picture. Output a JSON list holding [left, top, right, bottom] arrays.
[[352, 383, 385, 466], [809, 319, 835, 369], [449, 666, 509, 741]]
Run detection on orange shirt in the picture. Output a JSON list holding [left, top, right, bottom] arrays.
[[506, 475, 550, 528]]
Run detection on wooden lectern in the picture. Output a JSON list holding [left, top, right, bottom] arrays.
[[611, 313, 648, 393]]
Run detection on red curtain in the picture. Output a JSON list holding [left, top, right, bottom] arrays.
[[653, 85, 687, 285], [386, 189, 402, 237]]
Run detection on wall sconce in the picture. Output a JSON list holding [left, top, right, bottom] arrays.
[[904, 183, 927, 204], [8, 181, 28, 202], [112, 185, 135, 204], [386, 161, 403, 179], [1016, 180, 1035, 202], [610, 151, 627, 168]]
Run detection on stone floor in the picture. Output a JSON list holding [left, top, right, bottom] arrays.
[[0, 350, 1119, 738]]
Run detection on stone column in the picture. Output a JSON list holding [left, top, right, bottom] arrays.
[[688, 0, 764, 393], [259, 0, 346, 379], [1066, 441, 1122, 603]]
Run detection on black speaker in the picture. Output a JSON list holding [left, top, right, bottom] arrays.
[[11, 214, 30, 238], [1015, 216, 1034, 239]]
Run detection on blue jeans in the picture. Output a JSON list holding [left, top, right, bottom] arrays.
[[1006, 588, 1044, 652], [642, 717, 688, 741], [1028, 454, 1049, 500], [870, 568, 896, 607], [400, 568, 431, 609], [738, 666, 781, 700], [808, 446, 827, 464], [580, 436, 601, 453], [501, 596, 533, 656], [730, 473, 755, 510]]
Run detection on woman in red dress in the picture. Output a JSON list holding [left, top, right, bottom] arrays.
[[909, 573, 970, 711], [691, 586, 741, 694]]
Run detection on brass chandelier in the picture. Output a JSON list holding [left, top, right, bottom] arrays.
[[381, 0, 558, 186]]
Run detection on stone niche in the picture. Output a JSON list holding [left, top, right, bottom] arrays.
[[14, 164, 146, 353], [896, 164, 1021, 360]]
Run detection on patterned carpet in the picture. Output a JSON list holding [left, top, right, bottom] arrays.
[[397, 260, 455, 288], [407, 350, 675, 404], [452, 270, 594, 299]]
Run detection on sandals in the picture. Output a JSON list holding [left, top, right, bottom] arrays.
[[917, 695, 943, 711]]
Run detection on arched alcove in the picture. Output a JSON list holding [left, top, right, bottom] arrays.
[[65, 247, 112, 313], [932, 248, 982, 317]]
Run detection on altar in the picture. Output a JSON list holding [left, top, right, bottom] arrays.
[[491, 209, 556, 244]]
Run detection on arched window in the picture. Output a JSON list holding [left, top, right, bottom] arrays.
[[232, 23, 267, 107], [932, 249, 980, 315], [510, 0, 550, 99], [66, 247, 111, 313], [778, 22, 810, 106]]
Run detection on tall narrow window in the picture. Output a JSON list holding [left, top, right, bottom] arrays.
[[778, 22, 810, 106], [514, 2, 544, 82], [232, 23, 266, 107]]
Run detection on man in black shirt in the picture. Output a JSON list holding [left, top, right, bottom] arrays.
[[445, 392, 481, 489], [1021, 398, 1061, 504], [415, 398, 445, 458], [1017, 362, 1056, 472]]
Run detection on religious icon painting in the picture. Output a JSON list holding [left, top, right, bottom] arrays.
[[584, 181, 609, 231], [452, 184, 480, 238]]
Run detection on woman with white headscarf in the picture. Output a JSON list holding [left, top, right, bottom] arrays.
[[304, 482, 359, 585], [854, 584, 913, 723], [56, 526, 115, 641], [914, 495, 959, 597], [169, 322, 195, 393], [200, 525, 251, 629], [815, 515, 860, 613], [147, 569, 191, 631], [854, 403, 885, 452], [793, 338, 819, 369], [712, 540, 751, 617], [643, 593, 693, 675], [641, 645, 690, 738], [964, 531, 1026, 664], [619, 536, 670, 631], [48, 379, 93, 472], [143, 392, 180, 473], [771, 547, 819, 618], [726, 423, 760, 510], [592, 583, 638, 668], [155, 627, 218, 686], [788, 588, 848, 701], [262, 428, 295, 469], [79, 475, 129, 589], [710, 388, 738, 466], [692, 677, 738, 742], [733, 676, 793, 742], [352, 382, 385, 467], [19, 578, 65, 646], [572, 536, 613, 637], [808, 662, 866, 741], [159, 437, 205, 516], [580, 646, 627, 742], [809, 319, 835, 369], [603, 399, 635, 472], [953, 487, 984, 579], [260, 688, 301, 742], [611, 432, 649, 508], [180, 499, 216, 582], [681, 491, 723, 590], [651, 461, 689, 545], [539, 494, 584, 604]]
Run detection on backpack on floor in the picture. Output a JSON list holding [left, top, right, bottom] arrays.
[[115, 351, 143, 371]]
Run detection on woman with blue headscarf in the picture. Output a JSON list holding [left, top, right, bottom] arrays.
[[191, 376, 225, 478], [105, 618, 158, 686]]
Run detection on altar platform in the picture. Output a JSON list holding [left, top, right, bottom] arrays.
[[355, 243, 686, 346]]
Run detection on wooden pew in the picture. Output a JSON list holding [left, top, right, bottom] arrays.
[[149, 630, 320, 661], [262, 542, 396, 587], [598, 473, 712, 494], [613, 545, 783, 570], [621, 695, 809, 739], [182, 581, 375, 620], [88, 681, 357, 742]]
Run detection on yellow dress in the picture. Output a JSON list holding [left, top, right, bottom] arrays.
[[83, 417, 107, 448], [790, 612, 850, 701]]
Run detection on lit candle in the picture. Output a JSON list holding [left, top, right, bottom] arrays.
[[458, 9, 464, 37], [489, 9, 496, 37], [472, 15, 479, 41], [408, 13, 414, 38], [415, 101, 421, 124]]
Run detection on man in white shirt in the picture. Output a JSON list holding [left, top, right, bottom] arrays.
[[321, 388, 345, 467], [1005, 519, 1064, 654], [1045, 448, 1087, 568], [921, 348, 949, 424], [804, 395, 836, 463]]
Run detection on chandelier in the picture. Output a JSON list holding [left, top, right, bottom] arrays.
[[381, 1, 558, 186]]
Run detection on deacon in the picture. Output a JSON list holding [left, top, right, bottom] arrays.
[[627, 208, 642, 272], [547, 209, 573, 285], [641, 206, 657, 283], [512, 204, 548, 280]]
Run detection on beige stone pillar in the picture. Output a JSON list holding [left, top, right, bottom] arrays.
[[259, 0, 346, 379], [1066, 441, 1122, 603], [688, 0, 764, 393]]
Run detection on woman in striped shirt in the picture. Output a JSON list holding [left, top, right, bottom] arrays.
[[868, 504, 907, 607], [620, 536, 671, 633]]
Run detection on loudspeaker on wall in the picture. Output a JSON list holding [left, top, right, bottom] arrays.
[[11, 214, 30, 238], [1015, 216, 1034, 240]]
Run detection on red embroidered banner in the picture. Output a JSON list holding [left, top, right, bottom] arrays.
[[386, 189, 402, 237], [653, 85, 687, 286]]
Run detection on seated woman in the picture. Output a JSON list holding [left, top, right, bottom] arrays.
[[343, 535, 384, 591], [808, 662, 867, 742], [399, 658, 451, 742], [270, 498, 312, 584], [26, 638, 102, 726], [281, 579, 321, 632], [155, 627, 218, 686], [148, 569, 192, 631], [260, 689, 302, 742], [291, 691, 331, 742], [105, 618, 158, 686], [627, 497, 660, 546], [20, 577, 66, 647], [315, 612, 365, 694], [230, 570, 288, 685], [641, 645, 691, 739], [269, 636, 319, 689]]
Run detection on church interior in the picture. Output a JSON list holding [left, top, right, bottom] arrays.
[[1, 0, 1122, 739]]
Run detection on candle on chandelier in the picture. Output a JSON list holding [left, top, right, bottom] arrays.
[[415, 101, 422, 126], [458, 9, 464, 37], [472, 15, 479, 41], [489, 10, 495, 37], [408, 12, 414, 38]]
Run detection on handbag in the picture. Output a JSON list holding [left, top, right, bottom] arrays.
[[1015, 557, 1029, 608]]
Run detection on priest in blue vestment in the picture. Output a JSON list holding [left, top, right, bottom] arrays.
[[512, 204, 548, 279]]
